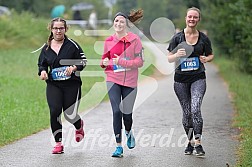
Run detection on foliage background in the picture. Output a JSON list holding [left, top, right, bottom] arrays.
[[0, 0, 251, 73]]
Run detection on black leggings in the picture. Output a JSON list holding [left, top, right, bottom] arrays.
[[46, 80, 82, 142], [174, 79, 206, 140], [107, 82, 137, 143]]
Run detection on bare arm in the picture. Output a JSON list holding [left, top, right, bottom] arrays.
[[199, 54, 214, 63], [167, 48, 186, 63]]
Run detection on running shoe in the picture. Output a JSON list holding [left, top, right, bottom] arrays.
[[184, 142, 194, 155], [75, 119, 84, 142], [52, 145, 64, 154], [195, 145, 205, 156], [126, 130, 135, 149], [112, 146, 123, 158]]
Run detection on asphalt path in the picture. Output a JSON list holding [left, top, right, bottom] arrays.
[[0, 43, 238, 167]]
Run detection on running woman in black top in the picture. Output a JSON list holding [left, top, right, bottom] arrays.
[[167, 7, 214, 156], [38, 18, 87, 154]]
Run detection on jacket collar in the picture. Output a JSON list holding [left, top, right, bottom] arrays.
[[112, 32, 137, 43]]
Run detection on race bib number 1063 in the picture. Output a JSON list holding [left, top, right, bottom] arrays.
[[180, 57, 200, 71]]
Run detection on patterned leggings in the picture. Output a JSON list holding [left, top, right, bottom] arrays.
[[174, 79, 206, 140]]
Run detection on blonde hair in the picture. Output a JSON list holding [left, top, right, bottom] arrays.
[[46, 18, 68, 50], [186, 7, 201, 20]]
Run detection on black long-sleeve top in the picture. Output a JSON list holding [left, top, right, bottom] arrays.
[[37, 37, 87, 84]]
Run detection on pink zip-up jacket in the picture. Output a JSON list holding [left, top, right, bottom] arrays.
[[101, 32, 144, 88]]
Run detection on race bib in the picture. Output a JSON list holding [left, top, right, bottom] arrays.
[[180, 57, 199, 71], [51, 66, 71, 81], [113, 57, 131, 73]]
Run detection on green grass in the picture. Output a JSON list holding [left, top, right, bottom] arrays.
[[214, 56, 252, 167], [0, 49, 48, 145], [0, 45, 105, 146]]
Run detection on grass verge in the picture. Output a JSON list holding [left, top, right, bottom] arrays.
[[214, 56, 252, 166]]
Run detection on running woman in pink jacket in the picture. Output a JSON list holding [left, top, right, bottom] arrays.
[[101, 9, 144, 157]]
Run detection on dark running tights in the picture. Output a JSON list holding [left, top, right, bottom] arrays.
[[107, 82, 137, 143], [46, 81, 82, 142], [174, 79, 206, 141]]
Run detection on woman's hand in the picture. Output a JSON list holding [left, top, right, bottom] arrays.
[[113, 54, 120, 65], [40, 70, 48, 80], [200, 55, 214, 63], [168, 48, 186, 63], [102, 57, 109, 66], [175, 48, 186, 58], [65, 66, 77, 76], [200, 56, 208, 63]]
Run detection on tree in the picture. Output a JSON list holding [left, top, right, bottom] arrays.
[[184, 0, 200, 8], [116, 0, 137, 14], [201, 0, 252, 73]]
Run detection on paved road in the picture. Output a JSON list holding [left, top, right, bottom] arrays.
[[0, 43, 238, 167]]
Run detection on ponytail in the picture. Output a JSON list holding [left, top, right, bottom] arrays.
[[46, 32, 53, 50], [128, 9, 143, 24], [113, 9, 144, 27]]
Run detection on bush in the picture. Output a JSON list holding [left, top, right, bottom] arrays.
[[229, 1, 252, 73], [0, 11, 48, 49], [202, 0, 252, 74]]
